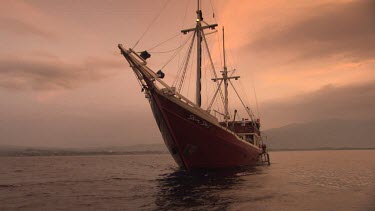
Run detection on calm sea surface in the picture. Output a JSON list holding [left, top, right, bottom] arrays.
[[0, 150, 374, 210]]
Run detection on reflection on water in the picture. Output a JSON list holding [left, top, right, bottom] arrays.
[[1, 151, 374, 210], [155, 167, 265, 210]]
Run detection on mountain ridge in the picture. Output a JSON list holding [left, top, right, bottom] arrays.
[[264, 118, 375, 150]]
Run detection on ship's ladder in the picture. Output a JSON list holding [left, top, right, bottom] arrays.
[[258, 146, 271, 165]]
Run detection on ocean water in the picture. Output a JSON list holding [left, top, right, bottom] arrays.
[[0, 150, 374, 210]]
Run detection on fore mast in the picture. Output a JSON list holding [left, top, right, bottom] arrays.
[[181, 0, 240, 128], [181, 0, 217, 107]]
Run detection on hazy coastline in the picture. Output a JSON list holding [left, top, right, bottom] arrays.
[[1, 144, 374, 157]]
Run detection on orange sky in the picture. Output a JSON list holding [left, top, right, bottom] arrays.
[[1, 0, 374, 147]]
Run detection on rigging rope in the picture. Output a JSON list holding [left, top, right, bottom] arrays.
[[159, 33, 193, 70], [207, 79, 224, 110], [228, 80, 255, 122], [132, 0, 171, 49], [203, 48, 209, 108], [238, 79, 252, 111], [201, 32, 225, 110], [209, 0, 216, 18], [185, 50, 195, 98], [238, 76, 260, 119], [173, 41, 190, 87], [209, 0, 223, 68], [177, 31, 196, 93], [252, 79, 261, 118], [181, 0, 190, 29], [150, 40, 189, 54], [147, 33, 181, 52]]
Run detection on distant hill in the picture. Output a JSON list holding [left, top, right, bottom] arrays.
[[0, 144, 168, 157], [91, 144, 168, 153], [264, 119, 375, 150], [2, 119, 375, 156]]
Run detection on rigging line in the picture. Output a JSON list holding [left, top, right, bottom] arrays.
[[129, 67, 147, 93], [207, 79, 224, 110], [209, 0, 222, 69], [173, 43, 188, 87], [177, 0, 190, 76], [238, 80, 256, 122], [226, 33, 238, 70], [251, 77, 261, 118], [173, 32, 194, 87], [177, 35, 195, 93], [177, 30, 196, 93], [202, 48, 209, 108], [147, 33, 181, 52], [211, 8, 222, 68], [216, 28, 223, 68], [238, 79, 252, 109], [150, 36, 191, 54], [228, 79, 256, 122], [238, 69, 260, 119], [201, 31, 225, 108], [159, 32, 193, 70], [132, 0, 171, 49], [221, 28, 237, 71], [238, 77, 254, 116], [209, 0, 216, 19], [181, 0, 190, 29], [149, 43, 185, 54], [174, 32, 196, 87], [185, 49, 195, 99], [216, 92, 226, 121], [181, 42, 195, 95], [202, 48, 225, 110], [173, 54, 185, 87], [161, 46, 184, 71], [253, 86, 260, 118]]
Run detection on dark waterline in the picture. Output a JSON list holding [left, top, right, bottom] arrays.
[[0, 150, 374, 210]]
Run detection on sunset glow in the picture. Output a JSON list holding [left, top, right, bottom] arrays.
[[1, 0, 374, 147]]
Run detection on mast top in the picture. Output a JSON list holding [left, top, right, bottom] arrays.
[[196, 0, 203, 22], [181, 0, 217, 34]]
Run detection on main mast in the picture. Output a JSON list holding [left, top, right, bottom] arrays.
[[196, 0, 202, 107], [181, 0, 217, 107]]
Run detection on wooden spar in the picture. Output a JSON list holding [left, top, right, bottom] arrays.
[[196, 14, 202, 107], [181, 24, 217, 34]]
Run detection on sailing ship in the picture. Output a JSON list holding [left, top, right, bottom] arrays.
[[118, 1, 270, 169]]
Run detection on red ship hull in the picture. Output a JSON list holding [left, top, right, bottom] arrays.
[[118, 46, 264, 170], [149, 89, 262, 170]]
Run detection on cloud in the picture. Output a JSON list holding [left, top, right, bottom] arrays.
[[0, 55, 124, 91], [0, 17, 55, 40], [247, 0, 375, 62], [261, 81, 375, 128]]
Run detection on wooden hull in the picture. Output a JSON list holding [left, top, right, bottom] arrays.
[[118, 46, 263, 170], [149, 89, 262, 170]]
